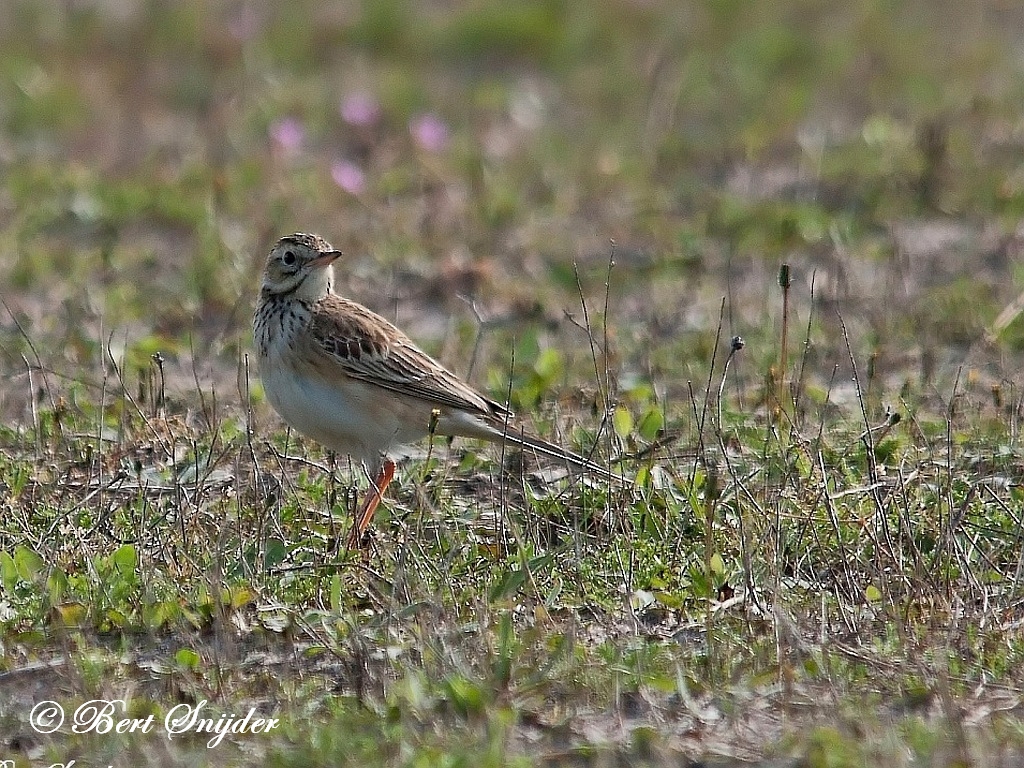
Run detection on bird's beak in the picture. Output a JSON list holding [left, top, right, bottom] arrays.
[[310, 251, 342, 268]]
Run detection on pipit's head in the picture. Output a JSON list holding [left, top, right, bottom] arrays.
[[261, 233, 341, 299]]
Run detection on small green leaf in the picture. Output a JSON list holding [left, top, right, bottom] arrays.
[[709, 553, 725, 576], [48, 569, 68, 603], [111, 544, 137, 574], [54, 602, 87, 627], [637, 406, 664, 441], [634, 464, 650, 487], [654, 591, 683, 609], [175, 648, 201, 670], [14, 546, 45, 582], [144, 600, 180, 629], [612, 405, 633, 438], [533, 347, 564, 382], [865, 584, 883, 603], [227, 586, 254, 609], [0, 552, 17, 589]]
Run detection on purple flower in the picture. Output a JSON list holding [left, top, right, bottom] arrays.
[[340, 92, 382, 127], [409, 112, 450, 152], [331, 160, 366, 195], [269, 117, 304, 155]]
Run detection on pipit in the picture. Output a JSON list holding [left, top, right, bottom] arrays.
[[254, 233, 616, 547]]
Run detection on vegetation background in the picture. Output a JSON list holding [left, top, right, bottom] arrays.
[[2, 0, 1024, 765]]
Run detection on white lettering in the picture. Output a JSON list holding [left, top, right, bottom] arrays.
[[164, 701, 205, 737], [162, 701, 277, 747], [69, 699, 155, 736], [73, 700, 124, 734]]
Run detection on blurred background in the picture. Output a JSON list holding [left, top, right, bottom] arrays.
[[2, 0, 1024, 426]]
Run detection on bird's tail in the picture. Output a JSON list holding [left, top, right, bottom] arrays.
[[495, 425, 626, 484], [441, 404, 627, 484]]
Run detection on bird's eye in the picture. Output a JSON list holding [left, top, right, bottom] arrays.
[[282, 250, 296, 266]]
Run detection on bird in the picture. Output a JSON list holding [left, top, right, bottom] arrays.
[[253, 232, 619, 548]]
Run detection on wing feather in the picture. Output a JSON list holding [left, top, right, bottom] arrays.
[[304, 294, 510, 419]]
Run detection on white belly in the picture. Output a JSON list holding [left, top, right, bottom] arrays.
[[259, 357, 416, 466]]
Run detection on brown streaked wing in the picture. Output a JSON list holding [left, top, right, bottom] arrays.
[[306, 294, 507, 418]]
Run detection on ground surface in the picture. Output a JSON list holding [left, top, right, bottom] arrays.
[[3, 1, 1024, 765]]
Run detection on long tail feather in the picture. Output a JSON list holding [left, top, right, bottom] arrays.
[[494, 425, 626, 483]]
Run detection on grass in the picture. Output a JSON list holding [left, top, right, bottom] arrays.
[[3, 0, 1024, 765]]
